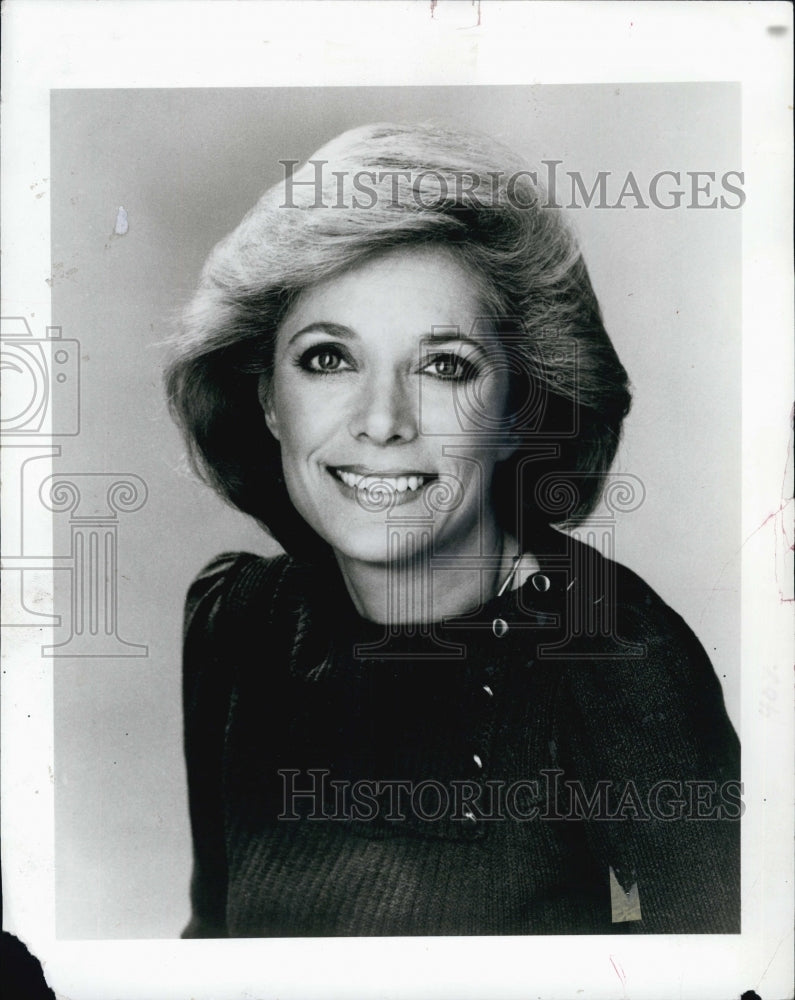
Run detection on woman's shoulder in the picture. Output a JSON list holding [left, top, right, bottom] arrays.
[[548, 533, 737, 740], [532, 530, 733, 711], [183, 550, 292, 634], [545, 529, 702, 643], [188, 550, 287, 589]]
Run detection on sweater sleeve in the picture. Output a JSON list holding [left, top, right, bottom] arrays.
[[560, 597, 741, 934], [180, 553, 250, 939]]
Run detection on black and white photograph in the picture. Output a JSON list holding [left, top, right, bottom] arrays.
[[2, 2, 792, 998]]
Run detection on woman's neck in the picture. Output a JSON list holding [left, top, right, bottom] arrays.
[[334, 524, 526, 625]]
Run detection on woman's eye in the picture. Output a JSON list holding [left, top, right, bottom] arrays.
[[422, 353, 478, 381], [298, 345, 353, 375]]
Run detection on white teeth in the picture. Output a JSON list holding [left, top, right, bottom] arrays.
[[333, 469, 427, 492]]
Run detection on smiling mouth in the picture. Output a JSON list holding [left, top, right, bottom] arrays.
[[329, 467, 437, 494]]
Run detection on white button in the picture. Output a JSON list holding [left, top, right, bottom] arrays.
[[492, 618, 509, 637], [473, 754, 483, 768], [532, 574, 551, 592], [482, 684, 494, 697]]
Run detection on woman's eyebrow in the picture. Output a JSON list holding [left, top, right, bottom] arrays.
[[286, 323, 491, 355], [286, 322, 356, 346], [421, 331, 491, 357]]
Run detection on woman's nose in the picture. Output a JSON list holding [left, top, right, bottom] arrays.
[[348, 374, 418, 445]]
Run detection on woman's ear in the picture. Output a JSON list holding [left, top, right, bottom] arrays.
[[257, 374, 281, 441]]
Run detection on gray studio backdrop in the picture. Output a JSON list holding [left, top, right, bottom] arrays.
[[50, 85, 741, 938]]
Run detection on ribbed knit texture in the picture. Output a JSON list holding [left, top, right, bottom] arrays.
[[181, 530, 740, 937]]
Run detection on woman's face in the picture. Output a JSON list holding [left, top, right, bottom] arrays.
[[261, 245, 515, 566]]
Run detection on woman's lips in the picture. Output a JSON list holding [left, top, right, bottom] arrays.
[[328, 466, 437, 495]]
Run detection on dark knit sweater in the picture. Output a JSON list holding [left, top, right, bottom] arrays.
[[181, 530, 740, 937]]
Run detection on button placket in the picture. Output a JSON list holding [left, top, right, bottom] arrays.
[[463, 647, 501, 829]]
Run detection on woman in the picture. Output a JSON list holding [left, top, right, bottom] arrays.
[[165, 122, 740, 937]]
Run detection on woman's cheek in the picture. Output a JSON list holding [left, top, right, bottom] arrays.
[[459, 380, 511, 439], [419, 384, 468, 436], [424, 390, 489, 440], [276, 373, 331, 432]]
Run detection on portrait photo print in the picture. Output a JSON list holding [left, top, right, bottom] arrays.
[[45, 83, 742, 940]]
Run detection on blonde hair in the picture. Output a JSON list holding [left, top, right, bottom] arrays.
[[165, 122, 631, 558]]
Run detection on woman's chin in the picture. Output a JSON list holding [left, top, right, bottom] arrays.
[[326, 524, 435, 568]]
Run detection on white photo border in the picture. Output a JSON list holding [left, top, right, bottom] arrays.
[[2, 2, 793, 999]]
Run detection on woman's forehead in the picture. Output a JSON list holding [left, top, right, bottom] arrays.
[[277, 245, 494, 343]]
